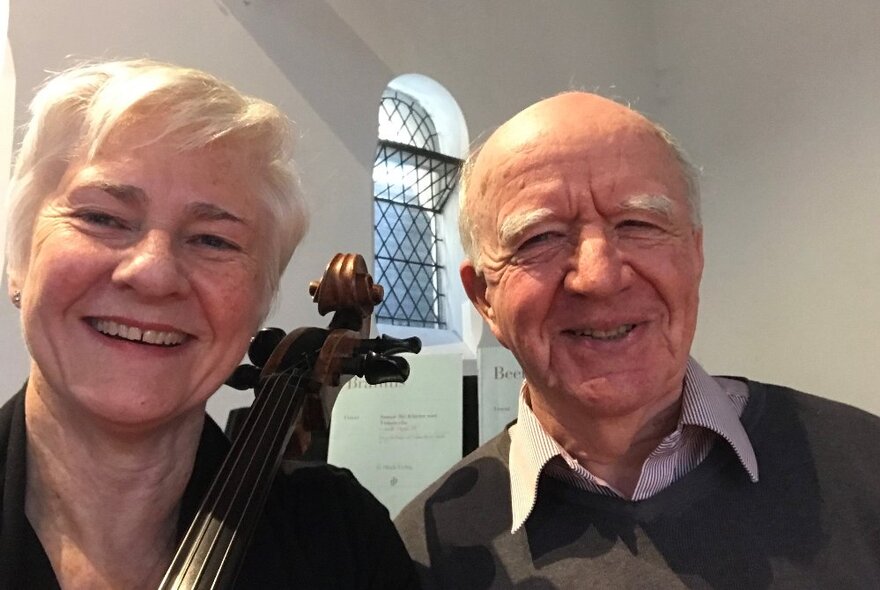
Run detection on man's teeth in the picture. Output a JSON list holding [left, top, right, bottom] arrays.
[[573, 324, 636, 340], [91, 319, 185, 346]]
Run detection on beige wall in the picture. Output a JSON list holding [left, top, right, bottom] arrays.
[[3, 0, 878, 416], [652, 1, 880, 414], [2, 0, 656, 418]]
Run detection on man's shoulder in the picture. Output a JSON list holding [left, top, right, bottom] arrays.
[[743, 378, 880, 435], [395, 428, 513, 544], [740, 379, 880, 478]]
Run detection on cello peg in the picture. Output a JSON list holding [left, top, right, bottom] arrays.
[[362, 334, 422, 356], [248, 327, 286, 367], [341, 352, 410, 385], [225, 364, 262, 391]]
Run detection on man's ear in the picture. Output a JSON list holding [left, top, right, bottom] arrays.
[[461, 260, 506, 346], [460, 260, 491, 318], [693, 226, 705, 281]]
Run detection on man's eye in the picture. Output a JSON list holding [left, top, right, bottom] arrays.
[[619, 219, 656, 229], [617, 219, 663, 232], [520, 232, 559, 249], [192, 234, 241, 251]]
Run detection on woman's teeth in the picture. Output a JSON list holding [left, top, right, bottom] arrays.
[[90, 319, 185, 346]]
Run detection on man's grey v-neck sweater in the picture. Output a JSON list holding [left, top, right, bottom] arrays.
[[395, 380, 880, 589]]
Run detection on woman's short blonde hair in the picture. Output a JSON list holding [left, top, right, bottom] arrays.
[[6, 58, 307, 307]]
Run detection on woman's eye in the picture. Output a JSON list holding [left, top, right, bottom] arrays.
[[74, 210, 129, 229], [192, 234, 241, 251]]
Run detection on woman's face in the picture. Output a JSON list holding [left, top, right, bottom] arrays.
[[17, 124, 272, 430]]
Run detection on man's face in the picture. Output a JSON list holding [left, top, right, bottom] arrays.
[[462, 94, 703, 421]]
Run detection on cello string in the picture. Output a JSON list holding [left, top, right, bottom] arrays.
[[204, 367, 311, 587], [164, 358, 307, 584], [172, 358, 312, 585]]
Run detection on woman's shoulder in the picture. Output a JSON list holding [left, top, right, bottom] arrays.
[[271, 461, 389, 522], [259, 462, 419, 589]]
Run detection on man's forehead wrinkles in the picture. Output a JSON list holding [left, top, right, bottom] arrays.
[[489, 151, 590, 200]]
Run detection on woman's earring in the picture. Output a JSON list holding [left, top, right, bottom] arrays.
[[11, 291, 21, 308]]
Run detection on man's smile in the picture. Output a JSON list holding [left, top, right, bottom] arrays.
[[563, 323, 638, 341]]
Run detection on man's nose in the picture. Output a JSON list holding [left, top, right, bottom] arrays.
[[564, 230, 628, 297], [111, 231, 191, 298]]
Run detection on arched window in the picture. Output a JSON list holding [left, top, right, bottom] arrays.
[[373, 85, 463, 329]]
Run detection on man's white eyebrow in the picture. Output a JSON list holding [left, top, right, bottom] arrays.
[[498, 207, 556, 245], [619, 193, 674, 218]]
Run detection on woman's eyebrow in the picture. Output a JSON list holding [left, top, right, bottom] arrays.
[[79, 181, 147, 204], [186, 201, 247, 225], [71, 182, 248, 225]]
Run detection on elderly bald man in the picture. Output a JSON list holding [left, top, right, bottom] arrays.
[[395, 93, 880, 588]]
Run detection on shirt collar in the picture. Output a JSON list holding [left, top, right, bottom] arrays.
[[508, 357, 759, 532], [680, 361, 758, 482]]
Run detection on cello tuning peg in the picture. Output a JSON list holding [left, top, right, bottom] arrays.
[[363, 334, 422, 356], [341, 352, 410, 385], [364, 355, 410, 385], [248, 327, 286, 367], [225, 364, 262, 391]]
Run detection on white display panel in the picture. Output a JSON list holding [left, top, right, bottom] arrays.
[[328, 353, 462, 517], [477, 346, 522, 445]]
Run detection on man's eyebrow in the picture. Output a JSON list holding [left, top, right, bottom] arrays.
[[619, 193, 674, 219], [498, 207, 556, 245]]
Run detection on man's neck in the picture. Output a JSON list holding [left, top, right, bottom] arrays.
[[528, 383, 683, 498]]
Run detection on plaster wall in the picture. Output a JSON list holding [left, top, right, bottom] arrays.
[[4, 0, 878, 420], [2, 0, 656, 419], [652, 1, 880, 414]]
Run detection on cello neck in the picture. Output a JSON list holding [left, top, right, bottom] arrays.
[[158, 368, 307, 590]]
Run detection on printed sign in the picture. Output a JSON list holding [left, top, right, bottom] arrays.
[[328, 353, 462, 517], [477, 346, 523, 444]]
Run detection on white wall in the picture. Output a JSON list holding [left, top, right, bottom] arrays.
[[3, 0, 656, 418], [652, 0, 880, 414], [5, 0, 878, 419]]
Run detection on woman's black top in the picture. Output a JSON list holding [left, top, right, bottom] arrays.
[[0, 389, 419, 589]]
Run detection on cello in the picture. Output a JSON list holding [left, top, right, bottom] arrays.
[[158, 253, 421, 589]]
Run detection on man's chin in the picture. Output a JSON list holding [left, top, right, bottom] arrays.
[[538, 371, 682, 419]]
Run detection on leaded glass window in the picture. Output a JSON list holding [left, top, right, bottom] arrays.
[[373, 89, 462, 328]]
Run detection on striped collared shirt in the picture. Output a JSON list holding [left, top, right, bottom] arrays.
[[508, 358, 759, 532]]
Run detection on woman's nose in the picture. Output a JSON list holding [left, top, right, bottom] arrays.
[[111, 231, 191, 298]]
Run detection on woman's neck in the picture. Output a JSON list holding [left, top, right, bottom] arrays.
[[23, 377, 205, 589]]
